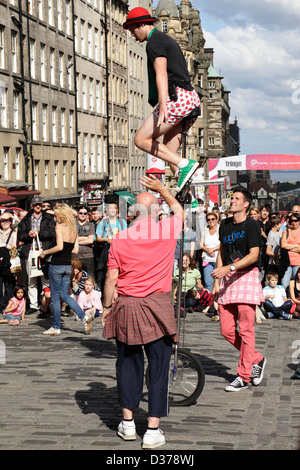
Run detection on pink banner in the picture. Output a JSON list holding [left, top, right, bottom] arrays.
[[246, 154, 300, 170], [208, 154, 300, 206]]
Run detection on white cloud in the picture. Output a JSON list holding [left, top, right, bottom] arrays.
[[198, 1, 300, 155], [199, 0, 300, 31]]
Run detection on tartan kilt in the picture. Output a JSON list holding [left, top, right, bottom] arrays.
[[217, 267, 264, 306], [102, 292, 179, 345]]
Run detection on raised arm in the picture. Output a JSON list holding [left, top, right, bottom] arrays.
[[140, 175, 184, 220]]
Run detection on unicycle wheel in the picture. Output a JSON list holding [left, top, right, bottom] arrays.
[[145, 347, 205, 406]]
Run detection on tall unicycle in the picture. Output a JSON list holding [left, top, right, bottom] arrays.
[[146, 107, 205, 406]]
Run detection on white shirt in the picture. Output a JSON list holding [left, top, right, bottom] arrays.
[[263, 285, 286, 307]]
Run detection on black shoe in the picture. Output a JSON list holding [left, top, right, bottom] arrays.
[[225, 377, 248, 392], [26, 307, 39, 315], [291, 366, 300, 380], [252, 357, 267, 386], [37, 310, 48, 319]]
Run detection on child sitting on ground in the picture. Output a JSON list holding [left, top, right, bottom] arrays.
[[263, 272, 293, 320], [2, 285, 28, 325], [77, 277, 103, 334], [186, 288, 217, 317]]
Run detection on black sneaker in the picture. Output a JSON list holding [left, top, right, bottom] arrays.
[[225, 376, 248, 392], [252, 357, 267, 386]]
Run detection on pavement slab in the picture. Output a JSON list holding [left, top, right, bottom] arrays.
[[0, 309, 299, 452]]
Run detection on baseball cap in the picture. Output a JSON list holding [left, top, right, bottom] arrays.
[[31, 196, 43, 205]]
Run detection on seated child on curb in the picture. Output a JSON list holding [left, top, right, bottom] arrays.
[[263, 272, 292, 320], [77, 277, 103, 333], [186, 288, 214, 314], [2, 285, 28, 325]]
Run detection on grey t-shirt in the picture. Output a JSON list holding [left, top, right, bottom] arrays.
[[76, 221, 95, 259], [266, 230, 281, 265]]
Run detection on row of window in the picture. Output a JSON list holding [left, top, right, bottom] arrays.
[[32, 103, 75, 144], [129, 51, 144, 82], [0, 84, 76, 144], [74, 18, 105, 64], [1, 145, 76, 190], [0, 27, 75, 91], [77, 75, 106, 114], [78, 133, 107, 175], [0, 87, 20, 129]]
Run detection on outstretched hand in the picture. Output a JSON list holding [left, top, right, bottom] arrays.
[[140, 174, 164, 193]]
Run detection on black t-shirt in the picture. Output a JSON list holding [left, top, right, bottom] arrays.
[[146, 29, 193, 92], [259, 219, 270, 245], [219, 217, 263, 268]]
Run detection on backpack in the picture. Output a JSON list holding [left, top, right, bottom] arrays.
[[0, 247, 11, 276]]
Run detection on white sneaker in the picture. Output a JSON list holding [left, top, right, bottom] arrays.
[[225, 376, 248, 392], [252, 357, 267, 386], [142, 428, 165, 449], [117, 420, 136, 441], [83, 315, 93, 335]]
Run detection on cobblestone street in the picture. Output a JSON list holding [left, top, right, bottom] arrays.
[[0, 309, 299, 452]]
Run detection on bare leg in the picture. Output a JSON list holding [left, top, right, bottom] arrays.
[[148, 417, 160, 428], [122, 407, 133, 420], [162, 121, 183, 174], [134, 113, 183, 172]]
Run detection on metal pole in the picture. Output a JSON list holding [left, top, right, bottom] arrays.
[[175, 118, 187, 335]]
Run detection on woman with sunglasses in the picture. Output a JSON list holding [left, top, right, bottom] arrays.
[[0, 212, 17, 312], [280, 212, 300, 290], [200, 212, 220, 293]]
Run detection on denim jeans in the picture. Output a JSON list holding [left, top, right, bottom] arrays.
[[281, 265, 300, 291], [203, 262, 216, 293], [264, 299, 292, 318], [3, 314, 21, 322], [49, 264, 85, 329]]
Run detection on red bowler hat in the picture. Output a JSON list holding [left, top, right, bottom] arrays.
[[123, 7, 157, 29]]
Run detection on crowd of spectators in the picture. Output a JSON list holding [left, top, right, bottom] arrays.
[[1, 195, 300, 329]]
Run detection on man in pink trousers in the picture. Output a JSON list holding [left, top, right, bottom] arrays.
[[212, 189, 267, 391]]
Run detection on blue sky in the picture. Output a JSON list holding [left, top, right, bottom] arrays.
[[153, 0, 300, 182], [193, 0, 300, 182]]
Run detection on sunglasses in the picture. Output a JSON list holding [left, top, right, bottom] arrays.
[[290, 219, 299, 223], [207, 218, 216, 222], [0, 219, 11, 222], [79, 212, 87, 215], [43, 205, 51, 208]]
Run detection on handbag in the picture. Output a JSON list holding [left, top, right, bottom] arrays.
[[26, 233, 43, 278], [4, 229, 22, 274], [9, 246, 22, 274]]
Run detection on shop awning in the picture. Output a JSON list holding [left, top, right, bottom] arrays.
[[114, 191, 135, 206], [0, 193, 17, 207], [8, 189, 40, 199]]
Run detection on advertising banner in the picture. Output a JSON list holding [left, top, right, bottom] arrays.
[[208, 154, 300, 205]]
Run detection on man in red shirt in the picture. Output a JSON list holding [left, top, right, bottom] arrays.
[[102, 175, 183, 449]]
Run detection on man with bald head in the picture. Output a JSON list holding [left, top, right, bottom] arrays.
[[102, 175, 183, 449], [292, 205, 300, 214]]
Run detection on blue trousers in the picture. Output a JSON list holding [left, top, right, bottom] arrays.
[[264, 299, 292, 318], [116, 336, 173, 417], [49, 264, 85, 329]]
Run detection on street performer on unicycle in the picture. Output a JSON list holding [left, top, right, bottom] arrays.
[[123, 7, 201, 194]]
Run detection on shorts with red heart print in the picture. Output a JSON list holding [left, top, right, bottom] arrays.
[[153, 87, 201, 127]]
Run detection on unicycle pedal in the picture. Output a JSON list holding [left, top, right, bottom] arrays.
[[175, 178, 193, 206]]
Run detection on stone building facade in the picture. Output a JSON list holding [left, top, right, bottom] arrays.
[[0, 0, 232, 207]]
